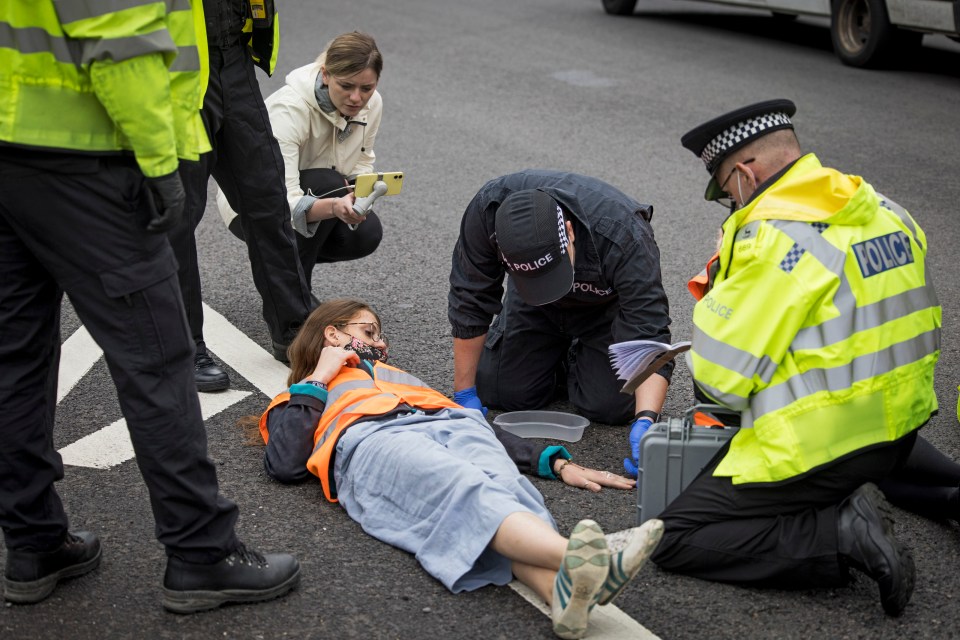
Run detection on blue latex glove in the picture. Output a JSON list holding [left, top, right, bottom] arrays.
[[453, 386, 488, 416], [623, 417, 654, 478]]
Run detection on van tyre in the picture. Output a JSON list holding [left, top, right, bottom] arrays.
[[830, 0, 921, 68]]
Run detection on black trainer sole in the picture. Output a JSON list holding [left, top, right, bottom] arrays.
[[161, 566, 301, 614], [3, 546, 102, 604]]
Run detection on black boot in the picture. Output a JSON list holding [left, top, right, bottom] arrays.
[[837, 483, 915, 616], [195, 351, 229, 392], [4, 531, 102, 604], [271, 341, 290, 365], [162, 543, 300, 613]]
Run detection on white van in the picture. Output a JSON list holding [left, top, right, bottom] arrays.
[[601, 0, 960, 67]]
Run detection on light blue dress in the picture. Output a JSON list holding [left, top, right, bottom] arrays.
[[333, 407, 556, 592]]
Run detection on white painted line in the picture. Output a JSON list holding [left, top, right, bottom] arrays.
[[59, 389, 251, 469], [508, 580, 660, 639], [57, 325, 103, 403], [201, 302, 290, 398]]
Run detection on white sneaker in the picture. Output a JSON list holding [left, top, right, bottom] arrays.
[[551, 519, 610, 639], [596, 519, 664, 606]]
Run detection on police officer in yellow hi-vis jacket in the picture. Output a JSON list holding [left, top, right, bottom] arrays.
[[649, 100, 941, 617], [0, 0, 298, 611]]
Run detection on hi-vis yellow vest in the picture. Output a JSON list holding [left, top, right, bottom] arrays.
[[260, 362, 461, 502], [692, 154, 940, 484], [0, 0, 210, 177]]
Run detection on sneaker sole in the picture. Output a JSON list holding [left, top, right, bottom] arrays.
[[3, 546, 102, 604], [161, 566, 301, 614], [553, 520, 610, 640], [854, 483, 915, 617], [598, 518, 664, 606]]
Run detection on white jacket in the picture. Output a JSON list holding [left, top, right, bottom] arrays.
[[217, 56, 383, 235]]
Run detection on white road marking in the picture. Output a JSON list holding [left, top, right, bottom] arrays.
[[200, 302, 291, 398], [58, 389, 251, 469], [57, 325, 102, 403], [54, 305, 655, 638], [508, 580, 660, 639], [56, 302, 275, 469]]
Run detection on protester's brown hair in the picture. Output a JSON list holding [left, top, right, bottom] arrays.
[[240, 298, 381, 443], [285, 298, 382, 386]]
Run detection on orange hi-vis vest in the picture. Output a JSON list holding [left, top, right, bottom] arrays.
[[259, 362, 461, 502], [687, 252, 720, 301]]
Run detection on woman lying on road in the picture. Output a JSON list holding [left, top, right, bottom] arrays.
[[255, 298, 664, 639]]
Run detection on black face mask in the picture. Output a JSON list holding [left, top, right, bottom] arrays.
[[344, 336, 388, 363]]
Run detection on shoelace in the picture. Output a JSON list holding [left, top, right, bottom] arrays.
[[227, 544, 268, 568]]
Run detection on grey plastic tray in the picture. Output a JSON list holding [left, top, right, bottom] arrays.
[[493, 411, 589, 443]]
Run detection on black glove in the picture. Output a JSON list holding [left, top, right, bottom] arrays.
[[143, 170, 186, 233]]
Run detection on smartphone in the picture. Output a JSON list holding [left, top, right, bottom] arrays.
[[354, 172, 404, 198]]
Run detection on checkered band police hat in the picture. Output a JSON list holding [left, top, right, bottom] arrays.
[[681, 99, 797, 201]]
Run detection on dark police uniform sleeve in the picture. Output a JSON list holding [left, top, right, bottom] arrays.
[[597, 212, 675, 380], [448, 181, 510, 339]]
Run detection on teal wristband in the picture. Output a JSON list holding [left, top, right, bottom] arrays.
[[289, 382, 328, 403], [539, 446, 572, 479]]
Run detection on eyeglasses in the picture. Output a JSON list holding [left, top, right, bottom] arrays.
[[338, 322, 387, 344], [715, 158, 755, 209]]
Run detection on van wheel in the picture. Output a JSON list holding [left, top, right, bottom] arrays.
[[830, 0, 920, 67], [602, 0, 639, 15]]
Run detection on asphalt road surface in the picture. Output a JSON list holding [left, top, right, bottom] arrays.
[[3, 1, 960, 638]]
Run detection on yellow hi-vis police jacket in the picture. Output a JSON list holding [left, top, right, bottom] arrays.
[[259, 362, 462, 503], [692, 153, 941, 485], [0, 0, 210, 177]]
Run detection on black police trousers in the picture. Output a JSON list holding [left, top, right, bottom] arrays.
[[650, 430, 917, 587], [476, 279, 635, 425], [0, 151, 239, 562], [170, 41, 312, 353]]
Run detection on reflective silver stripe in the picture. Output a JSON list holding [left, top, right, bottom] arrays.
[[53, 0, 185, 24], [374, 367, 428, 387], [0, 21, 183, 67], [751, 327, 940, 417], [81, 29, 176, 63], [876, 194, 922, 250], [169, 44, 200, 72], [324, 378, 376, 409], [693, 325, 779, 385], [767, 220, 846, 277], [692, 379, 750, 412], [323, 366, 429, 411], [792, 282, 940, 350], [0, 22, 83, 65], [312, 393, 397, 452]]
